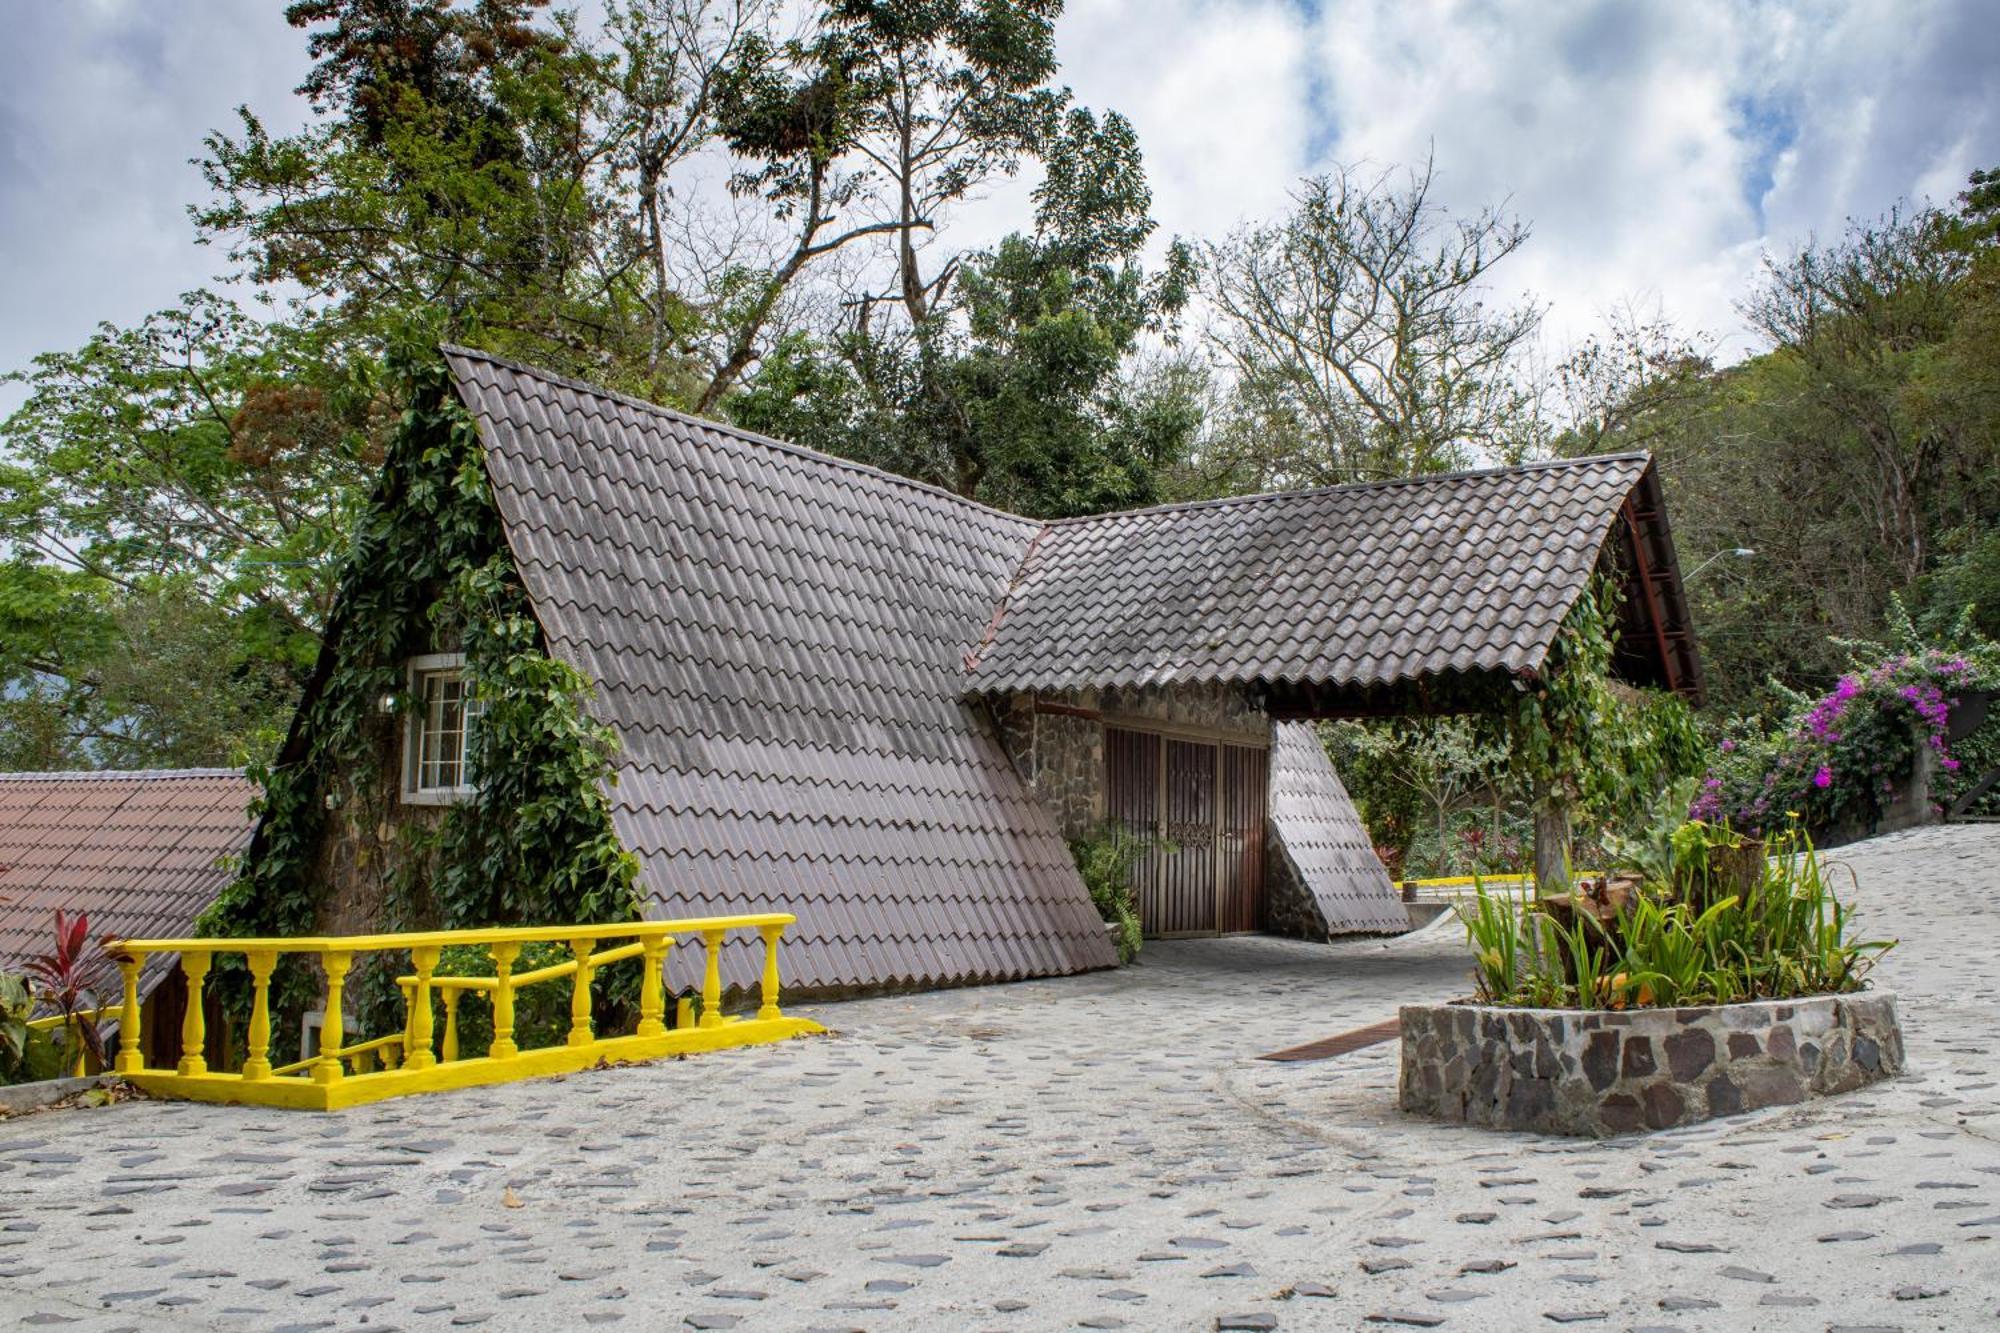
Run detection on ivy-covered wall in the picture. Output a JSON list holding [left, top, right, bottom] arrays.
[[200, 352, 640, 1036]]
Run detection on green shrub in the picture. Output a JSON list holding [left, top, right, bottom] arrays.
[[0, 971, 81, 1086], [1067, 826, 1147, 963], [1691, 604, 2000, 835], [1458, 822, 1894, 1009]]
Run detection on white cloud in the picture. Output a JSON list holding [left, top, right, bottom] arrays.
[[1, 0, 1993, 418], [1287, 0, 1999, 360], [0, 0, 311, 413]]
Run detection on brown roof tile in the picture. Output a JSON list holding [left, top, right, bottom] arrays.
[[442, 350, 1689, 985], [1267, 725, 1408, 933], [0, 770, 256, 998], [447, 349, 1118, 993], [963, 454, 1655, 695]]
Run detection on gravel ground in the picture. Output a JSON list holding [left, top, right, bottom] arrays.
[[1, 824, 1995, 1332]]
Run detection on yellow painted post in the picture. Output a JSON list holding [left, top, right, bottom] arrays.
[[567, 939, 595, 1047], [177, 950, 211, 1076], [757, 925, 783, 1022], [315, 952, 351, 1085], [114, 958, 142, 1074], [399, 980, 415, 1057], [699, 929, 724, 1028], [489, 941, 520, 1060], [405, 947, 440, 1071], [242, 950, 277, 1080], [441, 989, 462, 1063], [637, 934, 669, 1038], [675, 996, 693, 1029]]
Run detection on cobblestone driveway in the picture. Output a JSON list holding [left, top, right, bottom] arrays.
[[2, 826, 1996, 1331]]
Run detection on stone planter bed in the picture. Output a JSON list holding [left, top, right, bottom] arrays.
[[1398, 991, 1903, 1137]]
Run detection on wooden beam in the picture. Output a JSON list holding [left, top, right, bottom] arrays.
[[1621, 497, 1682, 697]]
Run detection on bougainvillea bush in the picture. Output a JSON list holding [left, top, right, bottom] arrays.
[[1691, 608, 1999, 837]]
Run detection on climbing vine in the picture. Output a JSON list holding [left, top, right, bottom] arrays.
[[200, 348, 638, 1036], [1483, 576, 1704, 884]]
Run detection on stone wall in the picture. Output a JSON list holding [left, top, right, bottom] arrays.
[[987, 683, 1268, 841], [1398, 992, 1904, 1137], [1261, 827, 1329, 941]]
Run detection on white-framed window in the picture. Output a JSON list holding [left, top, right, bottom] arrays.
[[402, 652, 483, 805]]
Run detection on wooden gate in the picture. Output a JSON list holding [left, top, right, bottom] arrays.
[[1105, 725, 1268, 937]]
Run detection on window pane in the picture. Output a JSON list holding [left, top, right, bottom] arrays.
[[413, 668, 474, 792]]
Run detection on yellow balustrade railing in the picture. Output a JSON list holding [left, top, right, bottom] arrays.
[[99, 915, 824, 1111], [1399, 871, 1605, 902]]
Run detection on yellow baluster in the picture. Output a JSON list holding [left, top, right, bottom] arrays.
[[114, 958, 142, 1074], [241, 950, 277, 1080], [567, 939, 595, 1047], [636, 934, 668, 1038], [399, 980, 415, 1056], [675, 996, 694, 1029], [699, 929, 724, 1028], [757, 925, 783, 1022], [405, 947, 439, 1071], [177, 951, 211, 1076], [315, 952, 351, 1085], [441, 989, 462, 1063], [489, 941, 520, 1060]]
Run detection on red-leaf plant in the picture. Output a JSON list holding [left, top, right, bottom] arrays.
[[24, 910, 108, 1072]]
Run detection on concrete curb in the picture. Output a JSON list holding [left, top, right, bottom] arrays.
[[0, 1074, 123, 1116]]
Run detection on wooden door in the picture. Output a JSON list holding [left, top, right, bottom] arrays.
[[1217, 744, 1268, 932], [1106, 726, 1267, 937], [1157, 737, 1218, 934]]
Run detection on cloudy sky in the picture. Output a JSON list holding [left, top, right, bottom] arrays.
[[3, 0, 1995, 414]]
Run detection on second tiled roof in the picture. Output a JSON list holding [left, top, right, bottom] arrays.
[[963, 454, 1653, 694]]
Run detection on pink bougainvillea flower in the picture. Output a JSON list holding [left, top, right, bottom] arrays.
[[1812, 765, 1833, 789]]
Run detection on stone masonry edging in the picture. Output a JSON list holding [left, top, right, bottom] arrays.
[[1397, 990, 1905, 1137]]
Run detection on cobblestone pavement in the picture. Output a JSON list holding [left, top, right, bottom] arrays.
[[2, 825, 1997, 1332]]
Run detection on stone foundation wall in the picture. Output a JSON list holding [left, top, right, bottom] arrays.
[[1398, 992, 1904, 1137], [1261, 826, 1329, 941]]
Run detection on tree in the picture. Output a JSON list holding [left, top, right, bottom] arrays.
[[1738, 206, 1978, 586], [703, 0, 1066, 413], [730, 102, 1201, 517], [605, 0, 778, 382], [0, 292, 377, 767], [197, 1, 619, 368], [202, 0, 779, 402], [1645, 174, 2000, 713], [1480, 583, 1702, 891], [1197, 157, 1542, 491], [1553, 304, 1715, 458], [1330, 718, 1509, 878]]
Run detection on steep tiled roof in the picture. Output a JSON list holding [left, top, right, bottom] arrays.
[[963, 454, 1656, 695], [446, 348, 1119, 992], [1267, 725, 1408, 933], [0, 770, 255, 999]]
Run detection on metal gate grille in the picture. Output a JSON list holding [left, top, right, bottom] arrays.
[[1106, 726, 1268, 937]]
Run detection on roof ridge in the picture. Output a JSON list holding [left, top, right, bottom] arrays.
[[0, 768, 250, 782], [440, 344, 1040, 531], [442, 346, 1652, 536], [1041, 451, 1655, 527]]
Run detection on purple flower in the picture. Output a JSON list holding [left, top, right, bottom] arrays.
[[1719, 737, 1737, 753], [1813, 765, 1833, 789]]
